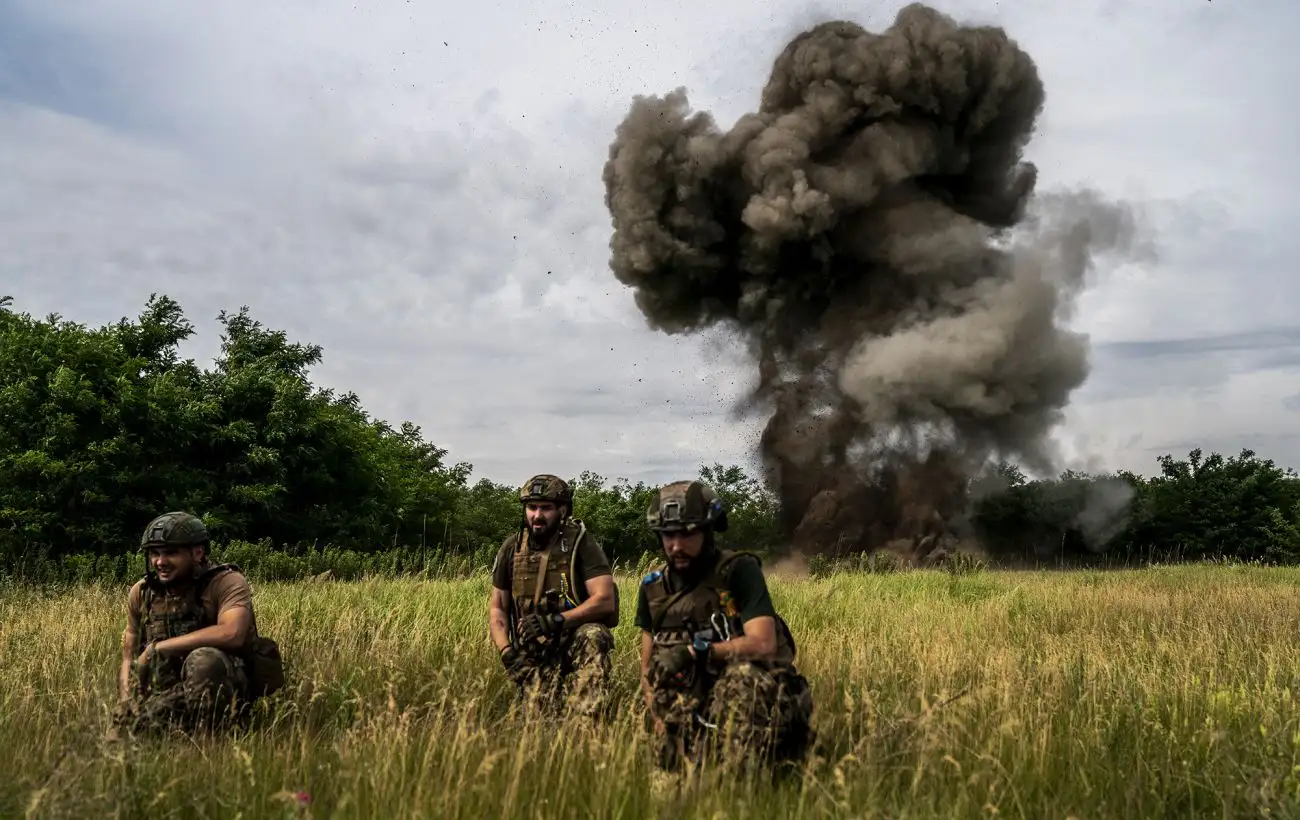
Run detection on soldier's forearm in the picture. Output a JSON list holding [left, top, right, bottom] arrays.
[[640, 674, 655, 711], [558, 590, 614, 627], [489, 614, 511, 651], [118, 660, 131, 701], [710, 633, 776, 662], [155, 622, 248, 657]]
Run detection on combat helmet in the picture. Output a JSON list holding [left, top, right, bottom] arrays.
[[139, 511, 210, 551], [519, 474, 572, 509], [646, 480, 729, 534]]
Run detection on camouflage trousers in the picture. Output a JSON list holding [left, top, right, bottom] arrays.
[[648, 660, 814, 771], [509, 623, 614, 718], [112, 647, 249, 736]]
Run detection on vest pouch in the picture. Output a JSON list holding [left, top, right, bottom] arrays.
[[243, 635, 285, 699]]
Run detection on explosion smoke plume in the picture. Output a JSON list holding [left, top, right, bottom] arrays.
[[602, 3, 1146, 558]]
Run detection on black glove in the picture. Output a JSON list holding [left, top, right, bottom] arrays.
[[518, 612, 565, 644], [500, 645, 528, 682], [654, 644, 695, 687]]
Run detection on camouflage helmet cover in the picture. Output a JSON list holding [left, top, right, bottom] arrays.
[[646, 480, 728, 533], [139, 511, 210, 551], [519, 474, 572, 507]]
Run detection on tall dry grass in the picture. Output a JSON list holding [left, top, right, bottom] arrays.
[[1, 565, 1297, 818]]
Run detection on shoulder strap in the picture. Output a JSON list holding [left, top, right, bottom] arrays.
[[707, 549, 761, 588], [194, 562, 238, 592], [497, 530, 522, 591], [565, 518, 588, 602], [532, 548, 550, 609], [188, 563, 238, 617]]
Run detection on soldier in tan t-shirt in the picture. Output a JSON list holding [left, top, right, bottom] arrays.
[[111, 511, 273, 737]]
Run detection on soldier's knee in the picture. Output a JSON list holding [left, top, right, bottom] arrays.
[[182, 646, 236, 684], [715, 662, 767, 700], [573, 623, 614, 654]]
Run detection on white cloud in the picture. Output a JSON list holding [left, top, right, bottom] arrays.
[[1, 0, 1296, 491]]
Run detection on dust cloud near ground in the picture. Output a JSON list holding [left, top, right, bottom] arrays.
[[767, 551, 811, 579], [602, 3, 1151, 561]]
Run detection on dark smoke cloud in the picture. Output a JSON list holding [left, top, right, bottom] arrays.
[[602, 3, 1150, 557]]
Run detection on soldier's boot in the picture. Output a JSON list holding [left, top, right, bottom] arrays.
[[181, 647, 247, 730], [563, 623, 614, 719], [703, 661, 814, 767]]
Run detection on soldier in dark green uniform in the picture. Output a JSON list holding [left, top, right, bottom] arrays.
[[111, 511, 283, 737], [636, 480, 813, 770], [488, 474, 619, 716]]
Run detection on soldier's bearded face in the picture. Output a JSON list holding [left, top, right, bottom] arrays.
[[148, 545, 202, 585], [525, 501, 562, 538], [661, 530, 705, 571]]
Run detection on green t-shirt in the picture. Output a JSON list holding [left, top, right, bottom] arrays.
[[634, 552, 777, 630]]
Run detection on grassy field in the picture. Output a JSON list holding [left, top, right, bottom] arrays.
[[2, 564, 1298, 819]]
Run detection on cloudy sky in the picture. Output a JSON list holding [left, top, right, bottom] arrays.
[[1, 0, 1296, 487]]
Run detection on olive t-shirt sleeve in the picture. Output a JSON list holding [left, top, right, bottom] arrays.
[[634, 584, 652, 631], [491, 537, 515, 591], [728, 556, 778, 624], [577, 533, 612, 582]]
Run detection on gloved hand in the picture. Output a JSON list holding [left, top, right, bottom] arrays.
[[518, 612, 566, 644], [500, 645, 529, 684], [653, 644, 695, 687]]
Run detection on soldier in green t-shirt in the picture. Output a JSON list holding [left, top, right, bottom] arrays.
[[635, 480, 814, 771]]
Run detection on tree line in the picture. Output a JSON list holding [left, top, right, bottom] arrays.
[[2, 295, 1297, 582]]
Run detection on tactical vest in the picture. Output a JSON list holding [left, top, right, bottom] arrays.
[[510, 518, 618, 628], [642, 549, 797, 667], [139, 562, 245, 651]]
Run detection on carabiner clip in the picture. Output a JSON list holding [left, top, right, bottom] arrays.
[[710, 612, 731, 642]]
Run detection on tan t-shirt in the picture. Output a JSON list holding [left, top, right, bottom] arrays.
[[126, 565, 259, 641]]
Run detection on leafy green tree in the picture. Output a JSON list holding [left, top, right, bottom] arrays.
[[1122, 448, 1300, 562], [568, 471, 658, 565], [447, 477, 519, 556], [0, 294, 204, 554], [0, 296, 470, 564], [6, 291, 1300, 578]]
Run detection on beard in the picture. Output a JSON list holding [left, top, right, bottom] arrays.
[[666, 534, 718, 584], [529, 519, 560, 544]]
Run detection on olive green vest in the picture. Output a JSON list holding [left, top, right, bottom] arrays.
[[137, 562, 285, 699], [642, 549, 797, 667], [510, 518, 618, 628]]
